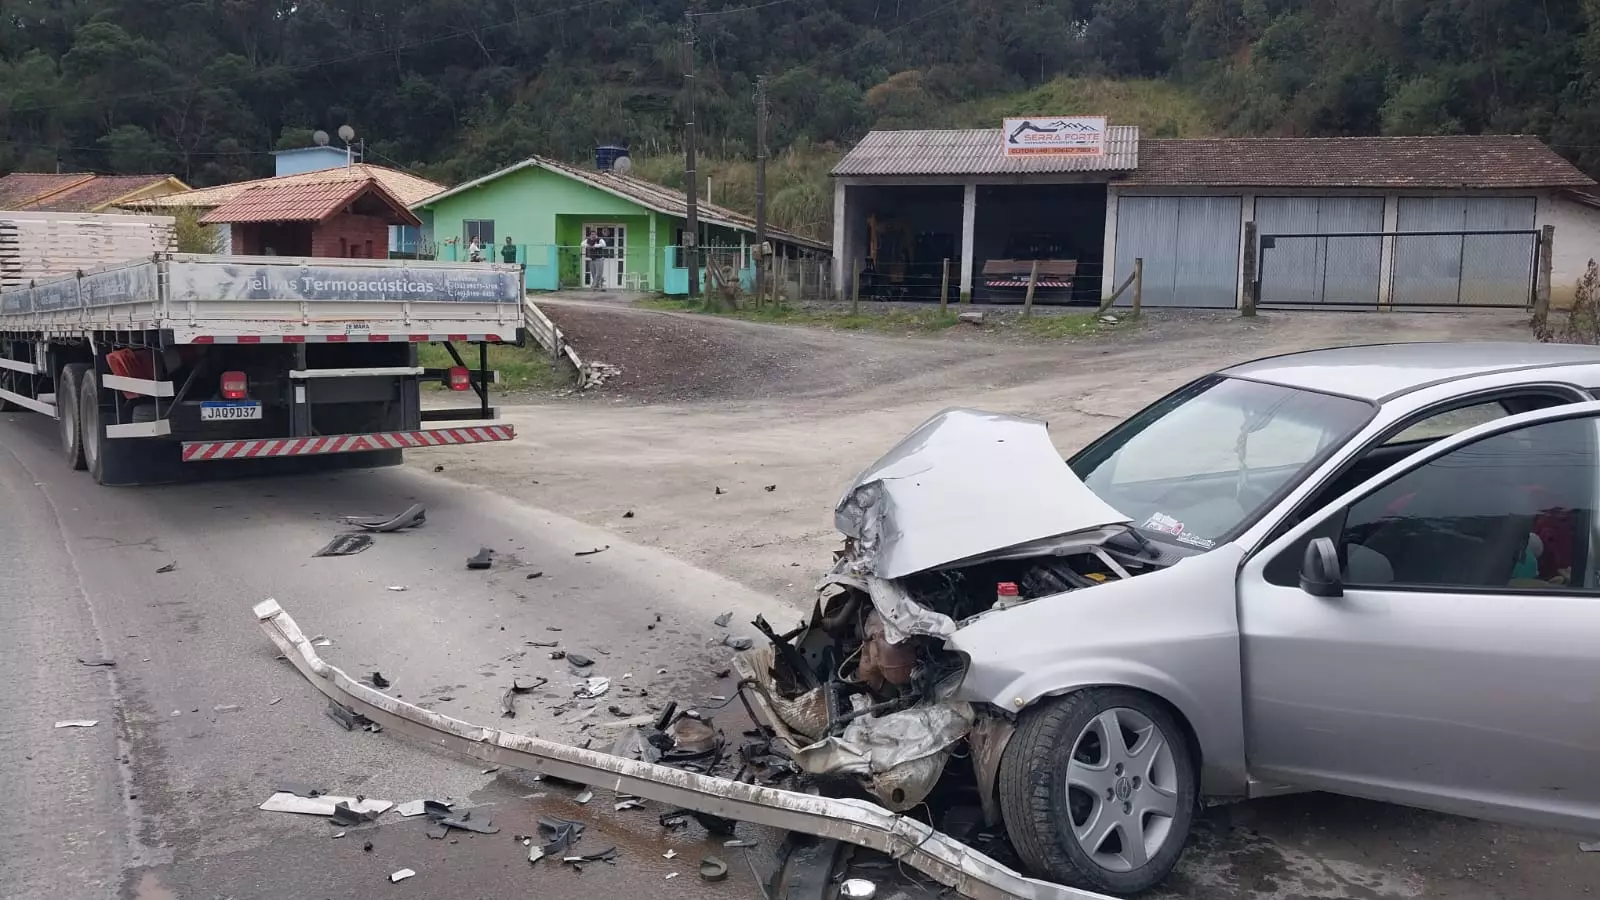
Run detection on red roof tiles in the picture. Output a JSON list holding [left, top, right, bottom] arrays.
[[200, 178, 420, 226]]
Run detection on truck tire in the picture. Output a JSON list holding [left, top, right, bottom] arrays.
[[80, 370, 145, 486], [997, 688, 1197, 895], [57, 363, 89, 471]]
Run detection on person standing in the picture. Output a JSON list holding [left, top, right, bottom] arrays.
[[582, 232, 608, 289], [501, 236, 517, 264], [467, 236, 484, 262]]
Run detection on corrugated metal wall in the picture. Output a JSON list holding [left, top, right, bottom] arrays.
[[1115, 195, 1242, 308], [1393, 197, 1537, 307], [1256, 197, 1383, 305]]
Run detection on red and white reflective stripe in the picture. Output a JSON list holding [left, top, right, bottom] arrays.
[[983, 280, 1073, 288], [180, 425, 515, 462], [188, 333, 503, 345]]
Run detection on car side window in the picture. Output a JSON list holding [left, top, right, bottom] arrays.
[[1269, 416, 1599, 591], [1381, 400, 1509, 446]]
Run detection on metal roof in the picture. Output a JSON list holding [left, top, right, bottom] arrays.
[[416, 155, 830, 250], [200, 178, 421, 226], [831, 127, 1141, 177], [0, 173, 186, 212]]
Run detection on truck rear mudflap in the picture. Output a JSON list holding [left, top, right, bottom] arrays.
[[255, 599, 1115, 900], [183, 425, 514, 461]]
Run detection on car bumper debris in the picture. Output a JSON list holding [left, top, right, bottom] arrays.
[[254, 598, 1118, 900]]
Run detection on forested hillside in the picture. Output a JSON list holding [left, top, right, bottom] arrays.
[[5, 0, 1600, 226]]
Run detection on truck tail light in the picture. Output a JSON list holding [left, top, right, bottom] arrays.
[[221, 371, 248, 399], [447, 367, 471, 392]]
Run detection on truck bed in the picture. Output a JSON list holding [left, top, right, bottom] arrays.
[[0, 253, 523, 344]]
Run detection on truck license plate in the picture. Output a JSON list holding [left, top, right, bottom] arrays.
[[200, 401, 262, 422]]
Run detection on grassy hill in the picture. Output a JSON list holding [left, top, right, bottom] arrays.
[[631, 77, 1216, 241]]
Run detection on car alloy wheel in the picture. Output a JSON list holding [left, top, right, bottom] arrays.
[[1064, 706, 1180, 873]]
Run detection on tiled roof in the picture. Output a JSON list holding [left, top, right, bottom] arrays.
[[200, 178, 421, 226], [830, 127, 1141, 176], [25, 174, 183, 211], [416, 156, 831, 250], [129, 164, 444, 210], [1123, 135, 1594, 188], [0, 173, 94, 209]]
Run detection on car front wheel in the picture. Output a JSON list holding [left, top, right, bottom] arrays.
[[997, 688, 1197, 895]]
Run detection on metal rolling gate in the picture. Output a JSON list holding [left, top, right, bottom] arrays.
[[1259, 197, 1540, 309]]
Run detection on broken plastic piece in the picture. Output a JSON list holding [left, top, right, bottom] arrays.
[[259, 792, 391, 817], [615, 799, 644, 811], [434, 811, 500, 835], [724, 839, 759, 849], [389, 868, 416, 883], [534, 816, 585, 863], [713, 612, 733, 628], [574, 546, 609, 557], [664, 849, 678, 859], [277, 780, 324, 799], [722, 635, 754, 651], [329, 801, 379, 827], [467, 547, 495, 570], [315, 534, 372, 558], [366, 672, 391, 690], [341, 504, 427, 533], [700, 856, 729, 882], [54, 719, 98, 728], [77, 657, 115, 667], [841, 879, 878, 899], [764, 484, 777, 492], [214, 704, 242, 713], [156, 561, 177, 573], [566, 653, 594, 668], [575, 789, 594, 804], [500, 677, 548, 718], [666, 872, 681, 880], [577, 677, 610, 699], [387, 585, 407, 592]]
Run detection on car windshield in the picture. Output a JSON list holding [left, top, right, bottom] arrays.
[[1070, 376, 1374, 549]]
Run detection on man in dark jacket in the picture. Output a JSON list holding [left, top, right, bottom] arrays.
[[501, 236, 518, 264]]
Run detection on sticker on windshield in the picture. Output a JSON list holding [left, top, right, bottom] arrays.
[[1142, 513, 1185, 537], [1176, 533, 1216, 550]]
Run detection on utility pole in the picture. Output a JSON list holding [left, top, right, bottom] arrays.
[[755, 75, 769, 305], [683, 12, 700, 299]]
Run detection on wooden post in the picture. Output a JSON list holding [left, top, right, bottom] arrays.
[[852, 266, 861, 316], [939, 258, 950, 313], [797, 255, 806, 301], [1240, 221, 1259, 318], [1022, 259, 1040, 317], [1132, 258, 1143, 317], [1534, 223, 1555, 323]]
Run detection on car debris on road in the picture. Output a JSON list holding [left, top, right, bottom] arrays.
[[259, 791, 392, 818], [575, 545, 609, 557], [389, 868, 416, 883], [54, 719, 98, 728], [77, 656, 115, 667], [466, 547, 495, 570], [341, 504, 427, 533], [155, 561, 177, 573], [314, 534, 372, 558]]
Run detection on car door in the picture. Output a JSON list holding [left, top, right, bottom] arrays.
[[1237, 402, 1600, 834]]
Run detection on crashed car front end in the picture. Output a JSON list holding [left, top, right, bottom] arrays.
[[735, 409, 1153, 813]]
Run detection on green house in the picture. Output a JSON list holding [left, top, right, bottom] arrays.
[[411, 155, 828, 293]]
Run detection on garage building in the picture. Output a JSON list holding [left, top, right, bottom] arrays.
[[831, 130, 1600, 310]]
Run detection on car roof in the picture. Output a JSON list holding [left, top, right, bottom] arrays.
[[1220, 341, 1600, 402]]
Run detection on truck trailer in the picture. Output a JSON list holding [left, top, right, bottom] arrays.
[[0, 252, 522, 484]]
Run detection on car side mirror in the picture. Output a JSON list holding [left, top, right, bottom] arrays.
[[1300, 537, 1344, 599]]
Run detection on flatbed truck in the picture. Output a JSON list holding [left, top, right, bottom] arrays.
[[0, 253, 523, 484]]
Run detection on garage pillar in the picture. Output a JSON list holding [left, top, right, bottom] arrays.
[[832, 180, 848, 299], [959, 182, 976, 301]]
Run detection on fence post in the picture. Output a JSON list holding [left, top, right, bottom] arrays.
[[1534, 224, 1555, 323], [1022, 260, 1040, 318], [940, 258, 950, 313], [852, 266, 861, 316], [798, 257, 806, 301], [1240, 221, 1259, 318], [1132, 258, 1143, 318]]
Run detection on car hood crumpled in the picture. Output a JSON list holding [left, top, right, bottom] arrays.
[[835, 408, 1131, 581]]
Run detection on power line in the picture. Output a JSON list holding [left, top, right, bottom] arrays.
[[690, 0, 803, 17]]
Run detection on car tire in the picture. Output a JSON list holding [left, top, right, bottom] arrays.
[[998, 687, 1197, 895], [58, 363, 89, 471]]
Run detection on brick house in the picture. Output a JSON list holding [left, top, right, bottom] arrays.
[[200, 178, 420, 259]]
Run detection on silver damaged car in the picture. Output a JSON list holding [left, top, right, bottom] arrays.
[[737, 341, 1600, 895]]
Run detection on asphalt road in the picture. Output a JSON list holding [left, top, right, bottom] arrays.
[[0, 410, 801, 900], [3, 401, 1597, 900]]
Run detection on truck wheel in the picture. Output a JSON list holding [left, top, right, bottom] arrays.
[[997, 688, 1197, 895], [81, 371, 147, 486], [0, 371, 16, 412], [57, 363, 89, 471]]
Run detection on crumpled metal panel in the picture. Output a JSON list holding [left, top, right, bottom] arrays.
[[835, 408, 1130, 581]]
